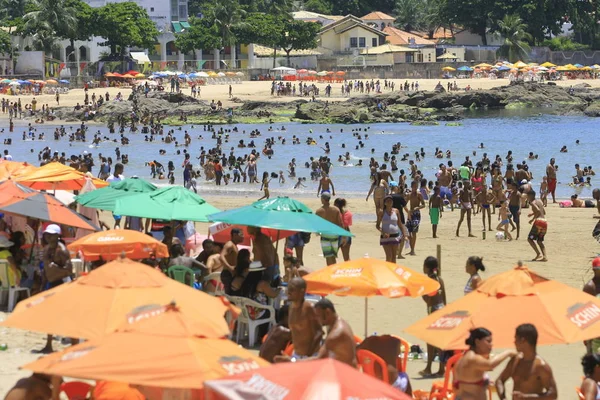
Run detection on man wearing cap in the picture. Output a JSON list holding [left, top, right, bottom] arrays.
[[37, 224, 72, 353], [316, 192, 344, 266], [584, 257, 600, 354]]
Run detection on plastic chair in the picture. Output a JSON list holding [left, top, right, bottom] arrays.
[[227, 296, 247, 343], [237, 298, 276, 347], [167, 265, 195, 287], [203, 272, 224, 295], [357, 349, 390, 383], [0, 259, 30, 312], [429, 352, 462, 400], [390, 335, 410, 373], [71, 258, 85, 277], [61, 381, 92, 400]]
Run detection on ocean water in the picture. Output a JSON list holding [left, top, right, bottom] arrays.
[[11, 111, 599, 199]]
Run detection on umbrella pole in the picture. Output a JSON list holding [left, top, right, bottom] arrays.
[[274, 230, 280, 253], [437, 244, 442, 276], [364, 297, 368, 338]]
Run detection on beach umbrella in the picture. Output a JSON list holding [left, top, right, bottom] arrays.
[[1, 78, 11, 83], [68, 230, 168, 260], [405, 264, 600, 350], [0, 185, 99, 231], [178, 73, 188, 79], [475, 63, 492, 68], [513, 60, 528, 68], [134, 73, 145, 78], [297, 68, 307, 74], [8, 81, 20, 86], [20, 301, 264, 389], [574, 63, 584, 68], [304, 256, 439, 336], [327, 71, 335, 75], [457, 66, 473, 72], [126, 70, 139, 76], [1, 258, 237, 340], [205, 358, 410, 400], [59, 79, 70, 84], [592, 65, 600, 69], [225, 72, 236, 76], [208, 197, 352, 238], [556, 66, 570, 71], [541, 62, 556, 67], [16, 162, 109, 191], [74, 177, 157, 212], [317, 70, 328, 76], [235, 71, 244, 76], [537, 66, 549, 71], [113, 186, 220, 222], [18, 80, 31, 85], [581, 66, 593, 71], [0, 160, 37, 181], [198, 71, 210, 77], [45, 79, 58, 84], [442, 66, 456, 71], [217, 72, 225, 77], [336, 71, 345, 75], [307, 70, 317, 75], [104, 72, 114, 77], [208, 222, 294, 247], [122, 74, 134, 79]]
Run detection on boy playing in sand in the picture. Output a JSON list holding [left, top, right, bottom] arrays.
[[496, 200, 513, 241], [429, 186, 442, 238]]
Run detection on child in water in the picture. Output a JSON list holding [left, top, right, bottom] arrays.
[[258, 171, 271, 200]]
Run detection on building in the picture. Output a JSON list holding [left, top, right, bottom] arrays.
[[319, 15, 387, 55], [454, 29, 503, 46], [360, 11, 395, 31]]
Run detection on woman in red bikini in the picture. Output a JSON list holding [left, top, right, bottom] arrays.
[[453, 328, 517, 400]]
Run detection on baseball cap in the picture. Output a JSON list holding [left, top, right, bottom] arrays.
[[43, 224, 62, 235], [593, 257, 600, 269]]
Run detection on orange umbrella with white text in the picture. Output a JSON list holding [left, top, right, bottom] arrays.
[[304, 257, 440, 336], [67, 229, 168, 260], [405, 264, 600, 349], [21, 302, 267, 389]]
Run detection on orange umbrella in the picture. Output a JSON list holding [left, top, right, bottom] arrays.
[[304, 257, 440, 336], [0, 181, 99, 231], [16, 162, 109, 191], [405, 264, 600, 349], [1, 257, 237, 339], [21, 302, 267, 389], [0, 160, 37, 181], [208, 222, 294, 247], [67, 229, 168, 260], [205, 358, 410, 399], [336, 71, 346, 75]]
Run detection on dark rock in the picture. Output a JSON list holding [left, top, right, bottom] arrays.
[[584, 101, 600, 117]]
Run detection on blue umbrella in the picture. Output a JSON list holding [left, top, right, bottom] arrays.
[[18, 80, 31, 85], [497, 65, 511, 71], [178, 73, 188, 79], [574, 63, 583, 68], [59, 79, 70, 84], [188, 72, 199, 78], [457, 66, 473, 72]]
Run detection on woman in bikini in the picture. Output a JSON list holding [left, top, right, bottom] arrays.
[[491, 167, 505, 215], [366, 172, 388, 214], [464, 256, 485, 295], [420, 256, 447, 377], [580, 353, 600, 400], [471, 167, 485, 215], [453, 328, 517, 400]]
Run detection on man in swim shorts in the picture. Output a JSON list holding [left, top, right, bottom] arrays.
[[546, 158, 557, 203], [407, 181, 425, 255], [315, 192, 344, 265], [527, 190, 547, 262], [437, 164, 454, 211]]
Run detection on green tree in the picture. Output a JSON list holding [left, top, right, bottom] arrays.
[[495, 14, 532, 62], [93, 2, 158, 56], [393, 0, 423, 31], [0, 28, 12, 54], [303, 0, 332, 14], [205, 0, 246, 68], [234, 12, 283, 67], [22, 0, 78, 51], [278, 19, 319, 66], [175, 17, 222, 54], [0, 0, 29, 33]]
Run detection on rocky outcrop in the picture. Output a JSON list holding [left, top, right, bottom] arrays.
[[584, 101, 600, 117]]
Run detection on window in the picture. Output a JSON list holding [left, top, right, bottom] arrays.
[[428, 54, 431, 62], [372, 38, 377, 47], [170, 0, 178, 20], [150, 7, 154, 11], [406, 53, 413, 63], [417, 53, 423, 62], [350, 37, 358, 48], [359, 37, 366, 47]]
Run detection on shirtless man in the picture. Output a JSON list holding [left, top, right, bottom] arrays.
[[508, 181, 522, 240], [274, 278, 322, 361], [407, 180, 425, 255], [438, 164, 454, 211], [315, 192, 345, 265], [259, 305, 292, 363], [313, 298, 357, 367], [527, 190, 547, 262], [496, 324, 557, 400], [456, 182, 476, 238], [545, 158, 557, 203], [247, 226, 279, 281], [583, 257, 600, 354], [316, 172, 335, 197], [219, 228, 244, 272], [4, 373, 61, 400]]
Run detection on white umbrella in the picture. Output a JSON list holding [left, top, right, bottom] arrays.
[[317, 71, 328, 76], [8, 81, 20, 86], [198, 71, 209, 77], [217, 72, 226, 77], [537, 66, 549, 71], [235, 71, 244, 76]]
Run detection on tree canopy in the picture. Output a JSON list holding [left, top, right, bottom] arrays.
[[175, 17, 222, 53]]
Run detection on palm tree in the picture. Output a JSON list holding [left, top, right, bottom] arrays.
[[421, 0, 445, 39], [209, 0, 246, 69], [30, 28, 59, 59], [393, 0, 423, 32], [0, 0, 27, 33], [495, 14, 533, 62], [23, 0, 78, 54]]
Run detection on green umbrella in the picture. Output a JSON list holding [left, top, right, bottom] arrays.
[[113, 186, 220, 222], [207, 197, 352, 237], [74, 177, 157, 212]]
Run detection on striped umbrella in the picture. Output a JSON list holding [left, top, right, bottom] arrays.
[[0, 181, 99, 231]]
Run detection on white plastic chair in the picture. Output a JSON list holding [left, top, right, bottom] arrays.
[[71, 258, 85, 277], [238, 298, 276, 347], [227, 296, 247, 343], [0, 259, 30, 312]]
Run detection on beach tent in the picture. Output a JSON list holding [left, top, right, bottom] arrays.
[[405, 264, 600, 349], [304, 257, 439, 337], [1, 257, 237, 339]]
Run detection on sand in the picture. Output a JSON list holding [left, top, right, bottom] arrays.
[[0, 192, 598, 397], [5, 77, 600, 115]]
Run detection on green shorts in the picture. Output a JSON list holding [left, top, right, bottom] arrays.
[[429, 207, 440, 225], [320, 235, 340, 258]]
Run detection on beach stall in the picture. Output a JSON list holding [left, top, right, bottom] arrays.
[[1, 257, 237, 339], [304, 256, 439, 337]]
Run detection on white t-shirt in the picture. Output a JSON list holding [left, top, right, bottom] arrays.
[[106, 174, 124, 183], [4, 154, 12, 160]]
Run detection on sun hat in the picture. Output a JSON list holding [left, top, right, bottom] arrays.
[[0, 236, 14, 248], [43, 224, 62, 235], [249, 261, 265, 271]]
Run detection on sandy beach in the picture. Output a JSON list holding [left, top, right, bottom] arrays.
[[1, 192, 597, 397], [5, 77, 600, 118]]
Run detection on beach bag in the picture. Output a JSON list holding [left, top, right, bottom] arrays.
[[593, 221, 600, 243], [45, 263, 71, 283]]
